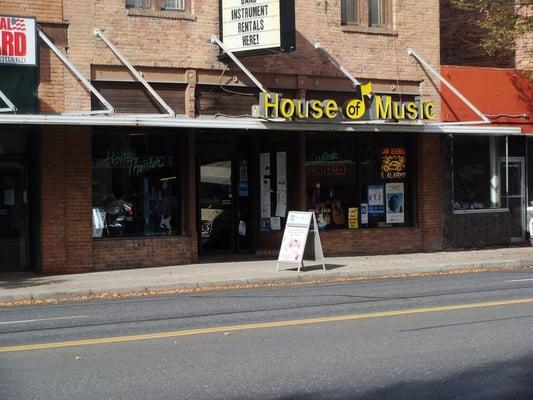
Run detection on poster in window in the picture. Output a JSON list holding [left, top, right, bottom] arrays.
[[360, 203, 369, 225], [380, 147, 407, 180], [385, 183, 405, 224], [368, 185, 384, 215], [348, 208, 359, 229]]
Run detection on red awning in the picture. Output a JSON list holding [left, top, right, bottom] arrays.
[[441, 66, 532, 134]]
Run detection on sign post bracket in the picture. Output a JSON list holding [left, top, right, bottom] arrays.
[[37, 28, 115, 115], [210, 36, 272, 100], [407, 48, 491, 126], [93, 28, 176, 117], [314, 42, 361, 88], [0, 89, 17, 113]]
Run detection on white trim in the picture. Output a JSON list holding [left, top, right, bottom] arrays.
[[93, 28, 175, 116], [0, 113, 523, 135], [407, 48, 490, 126], [0, 88, 17, 113], [314, 43, 361, 88], [453, 208, 510, 215], [210, 35, 270, 96], [37, 28, 115, 115]]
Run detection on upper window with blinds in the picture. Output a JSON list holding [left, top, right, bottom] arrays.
[[341, 0, 392, 29], [161, 0, 185, 10]]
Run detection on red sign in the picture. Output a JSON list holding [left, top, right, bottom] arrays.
[[0, 16, 36, 66]]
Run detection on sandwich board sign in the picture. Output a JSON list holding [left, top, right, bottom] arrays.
[[277, 211, 326, 272]]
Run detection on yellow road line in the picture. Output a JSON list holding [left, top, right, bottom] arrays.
[[1, 297, 532, 353]]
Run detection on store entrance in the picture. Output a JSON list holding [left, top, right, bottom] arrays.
[[501, 157, 526, 242], [0, 161, 30, 272], [198, 154, 253, 256]]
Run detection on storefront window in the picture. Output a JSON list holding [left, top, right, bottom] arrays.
[[359, 135, 415, 228], [92, 133, 180, 238], [452, 136, 506, 211], [306, 136, 358, 230], [529, 139, 533, 208], [306, 134, 415, 230]]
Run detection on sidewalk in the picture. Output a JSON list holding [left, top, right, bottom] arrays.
[[1, 247, 532, 304]]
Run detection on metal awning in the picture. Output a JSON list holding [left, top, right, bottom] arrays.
[[0, 113, 522, 136]]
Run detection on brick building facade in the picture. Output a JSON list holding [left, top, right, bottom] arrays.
[[0, 0, 522, 274]]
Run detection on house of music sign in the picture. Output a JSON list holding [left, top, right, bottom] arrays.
[[0, 16, 37, 66], [220, 0, 295, 56]]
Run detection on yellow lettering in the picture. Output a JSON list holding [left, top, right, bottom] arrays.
[[324, 100, 339, 119], [393, 102, 405, 120], [375, 96, 392, 120], [263, 93, 279, 118], [405, 102, 418, 120], [279, 99, 296, 119], [424, 102, 436, 120], [295, 99, 308, 119], [310, 100, 324, 119]]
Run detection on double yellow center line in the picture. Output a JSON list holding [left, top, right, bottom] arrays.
[[1, 297, 532, 353]]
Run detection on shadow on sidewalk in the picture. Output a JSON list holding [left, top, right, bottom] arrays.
[[285, 264, 346, 272], [0, 273, 66, 289]]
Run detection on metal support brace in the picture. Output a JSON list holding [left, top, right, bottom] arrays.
[[210, 36, 271, 97], [0, 89, 17, 113], [93, 28, 175, 116], [314, 42, 361, 88], [37, 28, 114, 115], [407, 48, 490, 126]]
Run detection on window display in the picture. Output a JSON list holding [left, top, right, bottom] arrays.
[[452, 136, 507, 211], [92, 133, 180, 238], [306, 134, 415, 230]]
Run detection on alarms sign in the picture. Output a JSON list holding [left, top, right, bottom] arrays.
[[220, 0, 295, 56], [0, 16, 36, 66]]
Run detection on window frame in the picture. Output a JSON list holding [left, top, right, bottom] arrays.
[[341, 0, 393, 32], [451, 135, 512, 214]]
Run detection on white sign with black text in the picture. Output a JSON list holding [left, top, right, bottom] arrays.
[[221, 0, 281, 53], [277, 211, 326, 273]]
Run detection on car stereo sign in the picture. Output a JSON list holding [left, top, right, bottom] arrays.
[[0, 16, 36, 66], [220, 0, 295, 55]]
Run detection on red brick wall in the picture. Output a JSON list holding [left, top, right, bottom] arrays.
[[93, 237, 196, 271], [0, 0, 63, 23], [40, 127, 93, 274]]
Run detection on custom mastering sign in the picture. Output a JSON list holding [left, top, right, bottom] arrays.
[[220, 0, 295, 56], [0, 16, 36, 66]]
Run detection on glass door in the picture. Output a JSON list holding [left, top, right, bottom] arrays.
[[199, 158, 235, 254], [501, 158, 526, 242], [0, 161, 29, 271]]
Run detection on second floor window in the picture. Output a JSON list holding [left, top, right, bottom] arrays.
[[126, 0, 150, 7], [161, 0, 185, 10], [126, 0, 186, 11], [341, 0, 392, 28]]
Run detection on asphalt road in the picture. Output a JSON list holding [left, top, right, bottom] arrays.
[[0, 269, 532, 400]]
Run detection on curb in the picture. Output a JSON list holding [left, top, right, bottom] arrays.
[[1, 260, 532, 306]]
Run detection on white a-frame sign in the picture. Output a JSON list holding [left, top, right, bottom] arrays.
[[277, 211, 326, 272]]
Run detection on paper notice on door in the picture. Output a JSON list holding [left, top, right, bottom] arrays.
[[261, 178, 271, 193], [270, 217, 281, 231], [260, 152, 270, 178], [276, 191, 287, 217], [276, 152, 287, 191], [239, 220, 247, 236], [4, 189, 15, 206], [261, 191, 271, 218]]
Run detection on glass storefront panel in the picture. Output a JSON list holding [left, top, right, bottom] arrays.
[[0, 131, 29, 272], [306, 133, 416, 230], [92, 133, 181, 238]]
